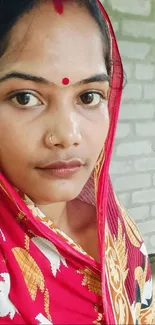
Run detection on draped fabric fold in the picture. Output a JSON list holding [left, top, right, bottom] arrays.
[[0, 1, 154, 324]]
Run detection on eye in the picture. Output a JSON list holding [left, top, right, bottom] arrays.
[[79, 91, 103, 108], [9, 92, 42, 108]]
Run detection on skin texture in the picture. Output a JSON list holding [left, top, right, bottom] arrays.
[[0, 1, 109, 259]]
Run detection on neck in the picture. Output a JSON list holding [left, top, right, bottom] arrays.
[[31, 198, 99, 261], [32, 198, 96, 232], [35, 200, 67, 227]]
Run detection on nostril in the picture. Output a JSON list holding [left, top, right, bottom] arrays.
[[45, 131, 82, 149]]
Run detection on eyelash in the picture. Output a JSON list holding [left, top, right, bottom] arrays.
[[7, 91, 43, 108], [6, 89, 107, 110], [78, 90, 107, 108]]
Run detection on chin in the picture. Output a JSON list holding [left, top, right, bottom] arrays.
[[24, 175, 87, 204], [50, 193, 76, 203], [38, 191, 78, 203], [30, 185, 82, 204]]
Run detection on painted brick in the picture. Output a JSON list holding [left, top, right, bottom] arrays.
[[128, 205, 150, 221], [108, 0, 151, 16], [110, 160, 133, 175], [117, 193, 131, 207], [153, 174, 155, 186], [143, 236, 149, 248], [132, 189, 155, 204], [135, 158, 155, 172], [116, 141, 152, 157], [118, 41, 150, 60], [136, 122, 155, 136], [150, 234, 155, 248], [144, 85, 155, 100], [119, 103, 155, 120], [151, 204, 155, 217], [114, 174, 151, 192], [135, 63, 155, 80], [122, 20, 155, 40], [123, 61, 133, 79], [112, 21, 119, 33], [122, 83, 142, 101], [115, 123, 131, 138], [138, 220, 155, 236]]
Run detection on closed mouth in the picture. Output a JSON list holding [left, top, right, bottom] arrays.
[[37, 159, 84, 170]]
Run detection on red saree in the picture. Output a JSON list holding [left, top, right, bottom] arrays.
[[0, 1, 154, 324]]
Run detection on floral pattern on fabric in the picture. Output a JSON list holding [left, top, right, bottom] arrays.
[[0, 273, 18, 320], [0, 177, 154, 324], [31, 236, 68, 277], [105, 222, 134, 325], [35, 313, 53, 325]]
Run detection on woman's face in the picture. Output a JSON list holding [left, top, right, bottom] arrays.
[[0, 1, 110, 204]]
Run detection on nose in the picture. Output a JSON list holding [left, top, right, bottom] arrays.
[[45, 112, 82, 149]]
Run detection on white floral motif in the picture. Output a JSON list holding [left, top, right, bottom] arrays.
[[140, 243, 148, 256], [142, 279, 153, 306], [0, 273, 18, 319], [35, 313, 53, 324], [131, 302, 136, 324], [32, 236, 67, 277]]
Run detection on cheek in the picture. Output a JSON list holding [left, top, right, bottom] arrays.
[[100, 103, 109, 122], [0, 117, 32, 166], [86, 109, 109, 164], [97, 105, 110, 142]]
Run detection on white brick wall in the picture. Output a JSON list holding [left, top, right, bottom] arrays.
[[135, 158, 155, 172], [102, 0, 155, 253], [132, 189, 155, 204], [116, 141, 152, 156], [122, 20, 155, 40], [135, 64, 155, 81], [114, 174, 151, 192], [136, 123, 155, 136], [122, 83, 143, 100], [115, 123, 131, 139], [118, 41, 150, 60], [144, 85, 155, 100], [108, 0, 151, 16], [128, 206, 150, 221], [119, 103, 154, 120]]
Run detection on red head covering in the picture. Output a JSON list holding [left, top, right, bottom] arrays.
[[95, 2, 154, 324], [0, 1, 154, 324]]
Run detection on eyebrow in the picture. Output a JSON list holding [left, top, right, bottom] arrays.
[[79, 74, 110, 85], [0, 71, 110, 85], [0, 72, 50, 84]]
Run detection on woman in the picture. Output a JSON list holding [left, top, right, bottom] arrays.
[[0, 0, 154, 324]]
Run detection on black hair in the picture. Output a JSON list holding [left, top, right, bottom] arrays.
[[83, 1, 111, 75], [0, 0, 111, 74]]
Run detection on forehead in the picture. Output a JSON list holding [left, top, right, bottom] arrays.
[[0, 1, 107, 81]]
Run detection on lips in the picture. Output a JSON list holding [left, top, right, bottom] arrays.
[[36, 159, 85, 178], [39, 159, 84, 170]]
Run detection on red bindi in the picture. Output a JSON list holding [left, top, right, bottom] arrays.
[[53, 0, 64, 15], [62, 77, 70, 85]]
